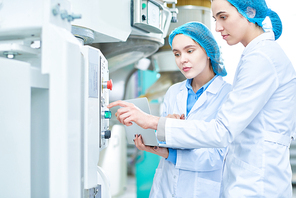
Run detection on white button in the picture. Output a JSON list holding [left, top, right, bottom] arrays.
[[173, 175, 176, 179]]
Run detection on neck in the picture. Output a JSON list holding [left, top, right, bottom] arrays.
[[191, 67, 215, 93], [242, 24, 265, 47]]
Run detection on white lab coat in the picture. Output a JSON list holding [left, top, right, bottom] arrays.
[[163, 32, 296, 197], [149, 76, 231, 198]]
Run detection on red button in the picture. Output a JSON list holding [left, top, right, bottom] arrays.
[[107, 79, 113, 90]]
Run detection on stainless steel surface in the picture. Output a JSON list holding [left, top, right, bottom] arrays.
[[91, 35, 164, 73], [72, 26, 95, 44]]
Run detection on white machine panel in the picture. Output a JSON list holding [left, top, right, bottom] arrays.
[[70, 0, 131, 42], [81, 46, 112, 196], [0, 58, 31, 198]]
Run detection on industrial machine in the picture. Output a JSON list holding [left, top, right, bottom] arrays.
[[0, 0, 174, 198]]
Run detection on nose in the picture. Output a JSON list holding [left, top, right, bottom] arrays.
[[180, 54, 188, 64], [215, 21, 223, 32]]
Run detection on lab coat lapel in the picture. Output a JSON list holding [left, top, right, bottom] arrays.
[[176, 86, 187, 115], [187, 91, 208, 117], [187, 76, 223, 117]]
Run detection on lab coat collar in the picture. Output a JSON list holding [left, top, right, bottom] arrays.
[[179, 75, 223, 94], [187, 76, 224, 117], [177, 76, 224, 117], [177, 81, 189, 115], [242, 31, 275, 56], [205, 75, 224, 94]]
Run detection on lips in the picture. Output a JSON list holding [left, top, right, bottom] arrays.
[[183, 67, 191, 72], [222, 34, 229, 40]]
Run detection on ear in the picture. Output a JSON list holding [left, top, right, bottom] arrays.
[[246, 7, 256, 18]]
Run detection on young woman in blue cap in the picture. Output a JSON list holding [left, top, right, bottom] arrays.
[[108, 0, 296, 197], [134, 22, 231, 198]]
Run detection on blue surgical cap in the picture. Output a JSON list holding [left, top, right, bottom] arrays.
[[169, 21, 227, 77], [226, 0, 282, 40]]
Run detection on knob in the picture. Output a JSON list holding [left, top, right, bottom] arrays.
[[142, 3, 147, 9], [102, 111, 112, 119], [102, 130, 111, 139], [142, 15, 146, 21], [103, 80, 113, 90]]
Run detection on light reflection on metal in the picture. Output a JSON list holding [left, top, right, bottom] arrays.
[[3, 51, 19, 59]]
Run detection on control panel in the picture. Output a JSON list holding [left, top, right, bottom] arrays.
[[100, 53, 112, 150], [132, 0, 169, 34], [82, 45, 113, 150], [81, 45, 113, 191]]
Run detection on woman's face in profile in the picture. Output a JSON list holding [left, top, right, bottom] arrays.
[[211, 0, 251, 46]]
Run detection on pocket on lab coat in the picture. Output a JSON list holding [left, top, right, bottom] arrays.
[[194, 177, 221, 197], [224, 155, 263, 197]]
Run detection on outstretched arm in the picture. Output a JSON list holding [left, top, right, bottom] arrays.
[[107, 100, 160, 130]]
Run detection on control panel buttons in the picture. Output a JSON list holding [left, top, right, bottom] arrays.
[[102, 111, 112, 119], [142, 14, 146, 21], [142, 3, 147, 9], [103, 79, 113, 90], [102, 130, 111, 139]]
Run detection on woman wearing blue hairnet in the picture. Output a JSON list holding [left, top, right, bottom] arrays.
[[133, 22, 231, 198], [108, 0, 296, 197]]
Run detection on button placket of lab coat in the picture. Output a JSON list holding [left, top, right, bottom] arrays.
[[172, 169, 179, 197], [175, 87, 187, 116]]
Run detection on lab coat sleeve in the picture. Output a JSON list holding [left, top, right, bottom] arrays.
[[176, 147, 227, 171], [164, 51, 279, 148]]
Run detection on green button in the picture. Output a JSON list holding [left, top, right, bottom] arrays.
[[104, 111, 112, 119], [142, 3, 146, 9]]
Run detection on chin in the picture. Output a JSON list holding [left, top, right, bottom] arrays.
[[226, 39, 240, 46], [183, 74, 192, 79], [227, 43, 237, 46], [187, 74, 201, 80]]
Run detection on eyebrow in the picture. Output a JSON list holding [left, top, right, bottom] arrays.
[[213, 11, 227, 18], [173, 45, 197, 52]]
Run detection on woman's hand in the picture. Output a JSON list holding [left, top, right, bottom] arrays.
[[107, 100, 160, 130], [166, 114, 185, 120], [134, 134, 169, 158]]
